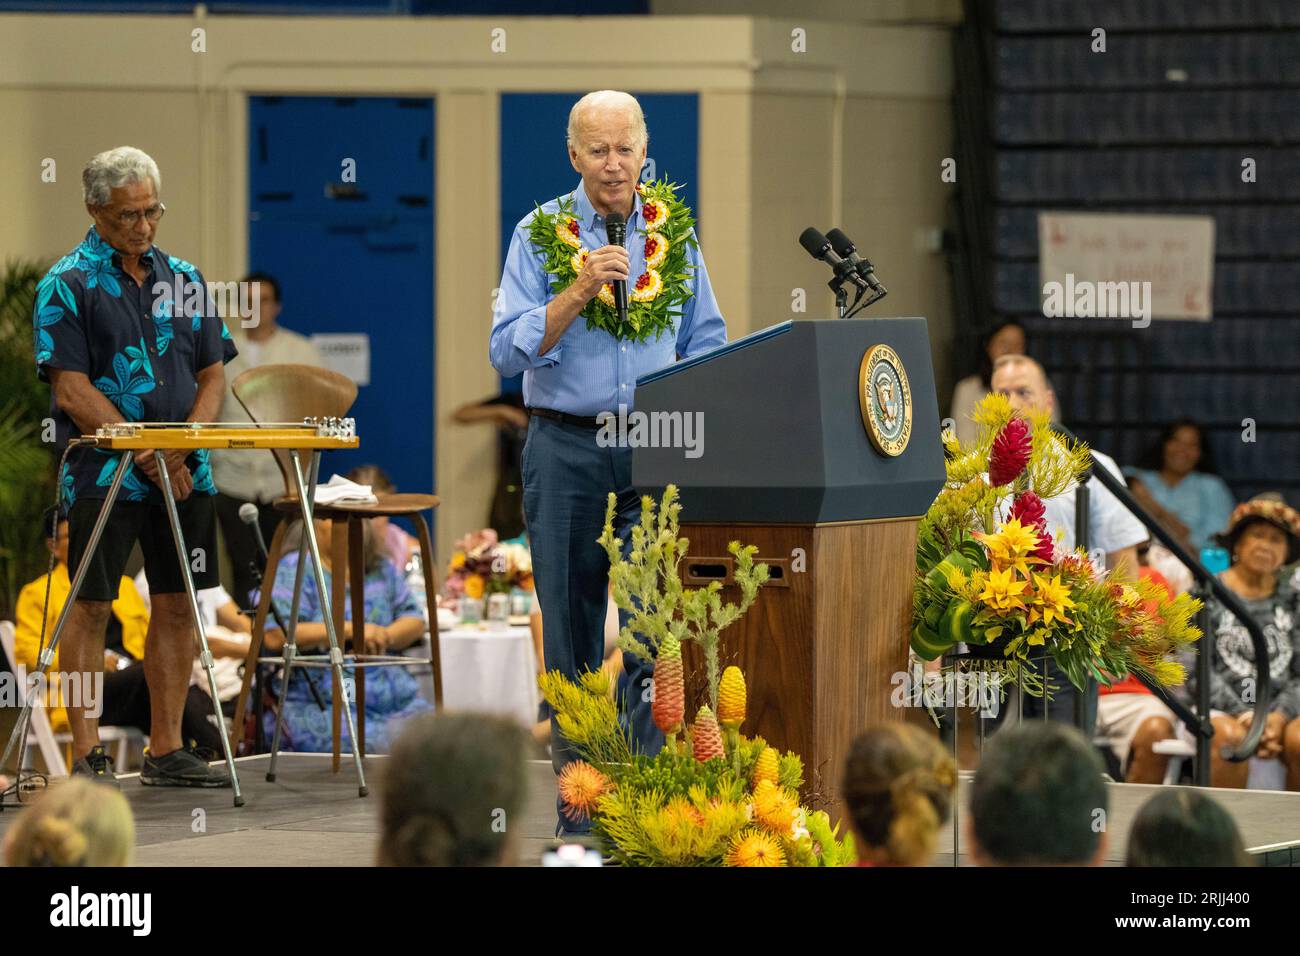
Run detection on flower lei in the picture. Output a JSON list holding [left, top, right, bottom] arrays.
[[527, 177, 697, 343]]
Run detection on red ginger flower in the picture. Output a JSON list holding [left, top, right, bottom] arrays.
[[1009, 491, 1054, 562], [989, 418, 1032, 487]]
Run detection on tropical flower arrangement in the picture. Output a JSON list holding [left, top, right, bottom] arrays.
[[913, 394, 1202, 698], [444, 529, 533, 600], [538, 486, 856, 867], [527, 178, 697, 343]]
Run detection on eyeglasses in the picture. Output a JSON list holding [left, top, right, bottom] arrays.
[[113, 203, 166, 226]]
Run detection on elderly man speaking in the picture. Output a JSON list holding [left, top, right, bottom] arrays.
[[490, 90, 726, 835], [34, 146, 236, 787]]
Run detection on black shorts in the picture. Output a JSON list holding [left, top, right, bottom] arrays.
[[67, 495, 220, 602]]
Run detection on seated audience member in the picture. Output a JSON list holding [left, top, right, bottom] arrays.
[[949, 320, 1026, 447], [260, 517, 431, 753], [377, 712, 528, 866], [3, 778, 134, 867], [1094, 564, 1181, 783], [1179, 497, 1300, 790], [1125, 419, 1235, 555], [134, 572, 251, 708], [1126, 790, 1250, 867], [345, 464, 421, 573], [843, 723, 957, 866], [969, 722, 1108, 866], [451, 391, 528, 540], [14, 511, 225, 781]]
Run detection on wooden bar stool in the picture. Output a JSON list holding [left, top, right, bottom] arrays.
[[228, 364, 442, 775]]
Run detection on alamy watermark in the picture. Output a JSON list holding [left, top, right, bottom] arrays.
[[595, 404, 704, 459], [891, 663, 1002, 718], [1041, 273, 1152, 328], [151, 276, 262, 328], [0, 665, 104, 718]]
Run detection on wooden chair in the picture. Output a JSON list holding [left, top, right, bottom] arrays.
[[227, 364, 442, 777]]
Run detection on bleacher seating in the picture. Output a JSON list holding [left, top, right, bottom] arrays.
[[951, 1, 1300, 502]]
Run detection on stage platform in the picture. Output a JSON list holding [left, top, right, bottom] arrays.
[[1, 757, 1297, 867]]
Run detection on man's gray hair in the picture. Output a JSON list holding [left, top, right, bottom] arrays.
[[82, 147, 161, 207], [566, 91, 647, 149]]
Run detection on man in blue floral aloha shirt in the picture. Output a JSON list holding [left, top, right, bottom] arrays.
[[34, 146, 237, 788]]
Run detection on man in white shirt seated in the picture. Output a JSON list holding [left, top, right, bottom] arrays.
[[987, 354, 1150, 736], [209, 272, 324, 609]]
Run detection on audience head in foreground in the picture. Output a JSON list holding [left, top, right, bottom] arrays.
[[3, 778, 135, 867], [378, 712, 529, 867], [1126, 789, 1250, 867], [843, 722, 957, 866], [970, 722, 1108, 866]]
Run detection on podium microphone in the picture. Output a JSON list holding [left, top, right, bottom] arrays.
[[605, 211, 629, 327], [239, 502, 270, 560], [798, 227, 868, 290], [826, 228, 887, 297]]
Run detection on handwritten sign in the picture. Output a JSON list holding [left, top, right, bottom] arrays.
[[1038, 212, 1215, 320]]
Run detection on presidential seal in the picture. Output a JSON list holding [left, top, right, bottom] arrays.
[[858, 343, 912, 457]]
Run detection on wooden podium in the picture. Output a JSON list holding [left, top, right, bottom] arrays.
[[632, 318, 945, 815]]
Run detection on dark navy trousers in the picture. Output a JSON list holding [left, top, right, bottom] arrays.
[[522, 415, 665, 835]]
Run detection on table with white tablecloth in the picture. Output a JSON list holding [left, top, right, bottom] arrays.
[[402, 624, 539, 728]]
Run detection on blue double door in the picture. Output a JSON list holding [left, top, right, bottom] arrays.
[[248, 95, 435, 500]]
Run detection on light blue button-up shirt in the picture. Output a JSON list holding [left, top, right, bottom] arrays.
[[489, 180, 727, 417]]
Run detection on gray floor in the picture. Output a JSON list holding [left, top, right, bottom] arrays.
[[2, 758, 1297, 866], [0, 754, 562, 867]]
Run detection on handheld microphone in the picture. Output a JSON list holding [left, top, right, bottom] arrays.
[[825, 228, 887, 295], [798, 227, 869, 289], [605, 212, 629, 325], [239, 502, 270, 560]]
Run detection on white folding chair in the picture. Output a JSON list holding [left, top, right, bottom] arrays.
[[1, 620, 143, 776]]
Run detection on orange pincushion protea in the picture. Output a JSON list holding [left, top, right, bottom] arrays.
[[643, 233, 668, 269], [641, 198, 670, 233], [630, 269, 663, 303], [570, 248, 590, 275], [751, 746, 779, 790], [751, 779, 799, 836], [692, 704, 725, 762], [557, 761, 612, 822], [717, 666, 746, 730], [652, 634, 685, 735], [725, 828, 787, 867], [556, 216, 582, 249]]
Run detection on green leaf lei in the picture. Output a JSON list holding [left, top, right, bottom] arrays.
[[526, 177, 697, 343]]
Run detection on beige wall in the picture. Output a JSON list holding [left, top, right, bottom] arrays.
[[0, 11, 954, 561]]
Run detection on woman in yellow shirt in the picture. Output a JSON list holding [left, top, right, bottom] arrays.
[[13, 512, 224, 780]]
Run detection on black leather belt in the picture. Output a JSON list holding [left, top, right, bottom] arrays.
[[528, 407, 604, 430]]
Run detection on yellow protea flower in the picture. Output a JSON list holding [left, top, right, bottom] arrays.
[[629, 269, 663, 303], [725, 828, 787, 867], [640, 198, 670, 233], [977, 565, 1029, 615], [1026, 572, 1076, 628], [977, 519, 1040, 577], [556, 216, 582, 249], [569, 248, 590, 275], [597, 283, 616, 309], [557, 761, 612, 822], [644, 232, 669, 269], [717, 666, 746, 729], [751, 779, 799, 836]]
